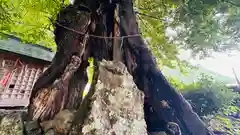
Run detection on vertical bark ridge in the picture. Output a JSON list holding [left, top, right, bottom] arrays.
[[119, 0, 214, 134], [28, 4, 92, 121]]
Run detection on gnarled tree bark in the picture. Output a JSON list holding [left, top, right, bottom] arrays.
[[27, 0, 214, 134], [118, 0, 214, 134], [28, 4, 93, 121]]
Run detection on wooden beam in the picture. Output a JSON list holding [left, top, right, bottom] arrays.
[[113, 5, 122, 61]]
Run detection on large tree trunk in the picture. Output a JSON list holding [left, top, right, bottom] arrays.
[[27, 0, 214, 134], [118, 0, 214, 135], [28, 0, 113, 123], [28, 4, 93, 121]]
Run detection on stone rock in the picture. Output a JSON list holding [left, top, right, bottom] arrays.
[[40, 109, 75, 134], [44, 129, 56, 135], [24, 120, 42, 135], [82, 60, 147, 135], [0, 110, 44, 135], [0, 112, 24, 135]]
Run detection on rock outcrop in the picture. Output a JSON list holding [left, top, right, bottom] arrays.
[[81, 60, 147, 135], [0, 111, 25, 135]]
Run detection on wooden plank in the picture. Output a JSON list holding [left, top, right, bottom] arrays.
[[0, 98, 29, 107], [113, 5, 122, 61]]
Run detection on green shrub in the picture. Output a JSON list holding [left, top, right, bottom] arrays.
[[205, 105, 240, 135], [181, 73, 237, 116]]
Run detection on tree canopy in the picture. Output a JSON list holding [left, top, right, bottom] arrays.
[[1, 0, 240, 66], [0, 0, 69, 49]]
